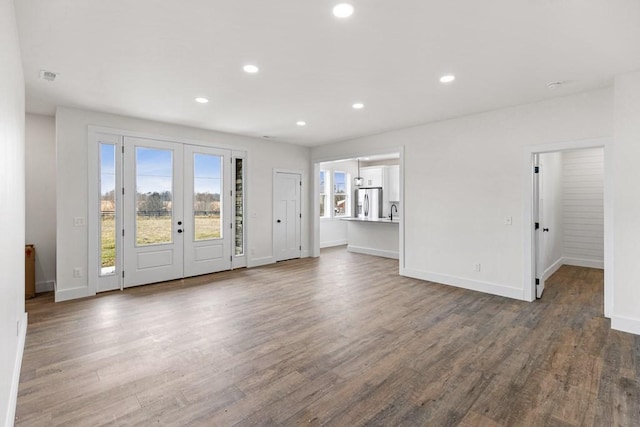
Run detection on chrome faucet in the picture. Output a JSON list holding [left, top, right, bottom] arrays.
[[390, 204, 398, 221]]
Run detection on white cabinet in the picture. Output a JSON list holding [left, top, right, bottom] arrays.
[[359, 165, 400, 218], [360, 167, 383, 187], [387, 165, 400, 202]]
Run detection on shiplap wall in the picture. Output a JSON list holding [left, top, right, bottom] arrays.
[[562, 147, 604, 268]]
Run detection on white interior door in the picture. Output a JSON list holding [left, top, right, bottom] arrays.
[[534, 156, 545, 298], [275, 172, 301, 261], [183, 145, 232, 276], [124, 137, 184, 287]]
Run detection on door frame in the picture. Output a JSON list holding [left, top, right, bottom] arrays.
[[311, 147, 405, 271], [523, 137, 612, 316], [272, 169, 304, 262], [88, 125, 248, 296]]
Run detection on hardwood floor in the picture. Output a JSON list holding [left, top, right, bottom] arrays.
[[16, 247, 640, 426]]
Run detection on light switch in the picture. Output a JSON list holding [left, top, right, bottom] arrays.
[[73, 217, 86, 227]]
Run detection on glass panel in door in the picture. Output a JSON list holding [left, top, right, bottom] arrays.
[[193, 153, 222, 241], [135, 147, 173, 246]]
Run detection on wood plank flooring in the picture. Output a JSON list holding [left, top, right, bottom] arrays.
[[15, 247, 640, 426]]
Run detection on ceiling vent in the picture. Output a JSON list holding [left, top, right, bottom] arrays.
[[39, 69, 58, 82]]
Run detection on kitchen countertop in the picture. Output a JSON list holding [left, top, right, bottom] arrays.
[[341, 217, 400, 224]]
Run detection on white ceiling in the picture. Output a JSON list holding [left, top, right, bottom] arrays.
[[15, 0, 640, 146]]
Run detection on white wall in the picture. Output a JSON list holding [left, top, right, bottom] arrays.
[[312, 88, 613, 301], [562, 148, 604, 268], [0, 0, 27, 424], [55, 107, 311, 301], [612, 71, 640, 334], [539, 151, 564, 278], [25, 113, 57, 292], [319, 159, 358, 248]]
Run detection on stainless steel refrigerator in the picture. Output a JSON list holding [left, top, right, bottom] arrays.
[[355, 187, 383, 219]]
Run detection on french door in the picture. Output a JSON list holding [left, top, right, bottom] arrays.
[[122, 137, 232, 288]]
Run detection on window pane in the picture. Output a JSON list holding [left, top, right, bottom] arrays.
[[320, 170, 329, 218], [194, 153, 222, 240], [334, 171, 346, 194], [136, 147, 173, 245], [334, 194, 347, 216], [333, 171, 349, 216], [100, 143, 116, 274], [235, 158, 244, 255]]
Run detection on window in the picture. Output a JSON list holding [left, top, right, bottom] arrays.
[[319, 170, 329, 218], [333, 171, 349, 216], [99, 143, 116, 275]]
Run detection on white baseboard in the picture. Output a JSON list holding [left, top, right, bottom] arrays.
[[55, 286, 93, 302], [562, 257, 604, 270], [247, 256, 275, 268], [6, 312, 27, 427], [35, 280, 55, 293], [301, 249, 310, 258], [320, 239, 347, 249], [611, 315, 640, 336], [347, 245, 399, 259], [543, 258, 564, 281], [403, 268, 525, 301]]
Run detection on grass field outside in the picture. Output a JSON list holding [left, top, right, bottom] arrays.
[[100, 215, 221, 268]]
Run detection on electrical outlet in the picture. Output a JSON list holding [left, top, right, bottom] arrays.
[[73, 267, 82, 278], [475, 263, 481, 272]]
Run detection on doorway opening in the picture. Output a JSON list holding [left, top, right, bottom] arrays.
[[89, 130, 247, 294], [312, 150, 403, 266], [526, 138, 611, 317]]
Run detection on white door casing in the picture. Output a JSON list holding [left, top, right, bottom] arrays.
[[533, 156, 545, 298], [274, 172, 302, 262], [90, 127, 247, 297]]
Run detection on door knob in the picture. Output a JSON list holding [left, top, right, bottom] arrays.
[[277, 219, 281, 223], [543, 228, 549, 232], [177, 229, 183, 233], [177, 221, 182, 225]]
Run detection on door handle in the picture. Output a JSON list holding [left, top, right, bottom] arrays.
[[543, 228, 549, 232], [277, 219, 281, 223], [177, 229, 183, 233]]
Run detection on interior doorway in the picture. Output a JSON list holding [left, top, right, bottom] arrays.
[[528, 140, 610, 312], [313, 149, 404, 268]]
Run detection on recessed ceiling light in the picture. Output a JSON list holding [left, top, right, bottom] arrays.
[[195, 97, 209, 104], [333, 3, 354, 18], [352, 102, 364, 109], [296, 121, 307, 126], [243, 64, 259, 73], [439, 74, 455, 83], [546, 81, 563, 89]]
